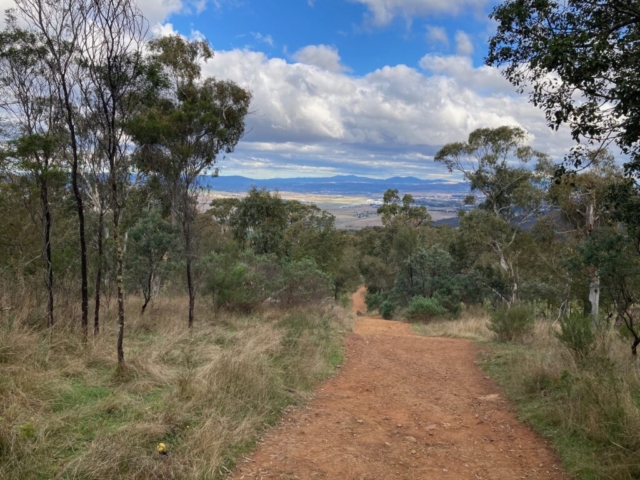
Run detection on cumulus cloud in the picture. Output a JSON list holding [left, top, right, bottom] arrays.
[[351, 0, 488, 26], [455, 31, 473, 55], [201, 49, 575, 173], [425, 25, 448, 48], [292, 44, 351, 73], [0, 0, 208, 29]]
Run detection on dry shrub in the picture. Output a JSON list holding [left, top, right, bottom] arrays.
[[0, 295, 351, 479]]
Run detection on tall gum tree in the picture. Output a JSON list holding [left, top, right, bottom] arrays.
[[548, 149, 624, 325], [13, 0, 91, 339], [0, 14, 64, 329], [435, 126, 550, 305], [79, 0, 148, 362], [129, 35, 251, 329]]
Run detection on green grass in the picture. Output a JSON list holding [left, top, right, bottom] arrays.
[[479, 341, 640, 480], [0, 299, 352, 479], [480, 345, 598, 478], [412, 315, 640, 479]]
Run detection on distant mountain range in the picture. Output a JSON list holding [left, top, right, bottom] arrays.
[[199, 175, 470, 196]]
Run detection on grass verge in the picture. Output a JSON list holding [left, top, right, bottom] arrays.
[[0, 297, 352, 479], [413, 314, 640, 479]]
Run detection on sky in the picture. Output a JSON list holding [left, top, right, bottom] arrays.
[[1, 0, 578, 179]]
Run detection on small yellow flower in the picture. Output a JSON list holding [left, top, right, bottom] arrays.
[[157, 442, 167, 455]]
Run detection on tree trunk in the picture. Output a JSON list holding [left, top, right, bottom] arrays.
[[186, 252, 195, 329], [141, 272, 152, 315], [40, 177, 54, 328], [632, 337, 640, 356], [497, 245, 518, 306], [585, 196, 599, 327], [588, 275, 600, 326], [114, 207, 125, 364], [60, 82, 89, 340], [94, 210, 104, 336], [181, 192, 196, 329], [73, 174, 89, 341]]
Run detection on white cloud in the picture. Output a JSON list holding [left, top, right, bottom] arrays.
[[455, 31, 473, 55], [419, 54, 513, 94], [292, 44, 351, 73], [425, 25, 448, 48], [202, 49, 575, 169], [251, 32, 274, 46], [1, 0, 207, 30], [351, 0, 488, 26]]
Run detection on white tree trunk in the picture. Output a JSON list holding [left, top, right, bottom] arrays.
[[589, 275, 600, 327]]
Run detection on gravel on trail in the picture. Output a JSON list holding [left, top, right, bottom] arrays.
[[232, 288, 567, 480]]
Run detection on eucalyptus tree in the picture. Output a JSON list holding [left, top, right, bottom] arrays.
[[548, 149, 624, 324], [487, 0, 640, 176], [129, 35, 251, 328], [126, 207, 178, 315], [377, 189, 430, 228], [0, 13, 64, 328], [435, 126, 550, 304], [12, 0, 92, 338], [79, 0, 147, 361]]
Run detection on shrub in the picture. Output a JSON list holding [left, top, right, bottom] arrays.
[[434, 294, 462, 318], [488, 305, 535, 342], [556, 312, 595, 358], [406, 296, 447, 322], [365, 292, 383, 311], [275, 259, 333, 307], [203, 252, 276, 312], [380, 300, 395, 320]]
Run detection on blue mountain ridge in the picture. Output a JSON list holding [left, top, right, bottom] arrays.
[[197, 175, 469, 196]]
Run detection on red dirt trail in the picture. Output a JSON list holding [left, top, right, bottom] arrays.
[[232, 288, 567, 479]]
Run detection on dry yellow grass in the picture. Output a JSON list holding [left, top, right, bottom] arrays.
[[411, 308, 493, 341], [0, 295, 351, 479]]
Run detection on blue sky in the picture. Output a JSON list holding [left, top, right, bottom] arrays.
[[171, 1, 493, 76], [2, 0, 578, 179]]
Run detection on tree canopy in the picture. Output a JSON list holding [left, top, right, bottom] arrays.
[[487, 0, 640, 174]]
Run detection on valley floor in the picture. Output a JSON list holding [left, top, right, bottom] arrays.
[[232, 288, 567, 479]]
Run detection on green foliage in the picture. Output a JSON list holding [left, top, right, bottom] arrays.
[[277, 259, 333, 308], [487, 0, 640, 174], [489, 305, 535, 343], [435, 126, 548, 223], [376, 189, 430, 227], [230, 188, 288, 255], [380, 300, 395, 320], [125, 208, 179, 309], [203, 253, 331, 313], [556, 313, 595, 359], [406, 296, 447, 322], [365, 292, 384, 311], [203, 251, 276, 313]]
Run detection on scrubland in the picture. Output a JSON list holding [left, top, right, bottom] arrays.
[[0, 296, 351, 479]]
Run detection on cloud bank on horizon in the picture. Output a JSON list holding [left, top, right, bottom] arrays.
[[0, 0, 577, 179]]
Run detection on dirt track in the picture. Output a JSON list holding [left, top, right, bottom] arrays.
[[232, 288, 567, 479]]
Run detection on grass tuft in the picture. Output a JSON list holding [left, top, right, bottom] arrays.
[[0, 296, 351, 479]]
